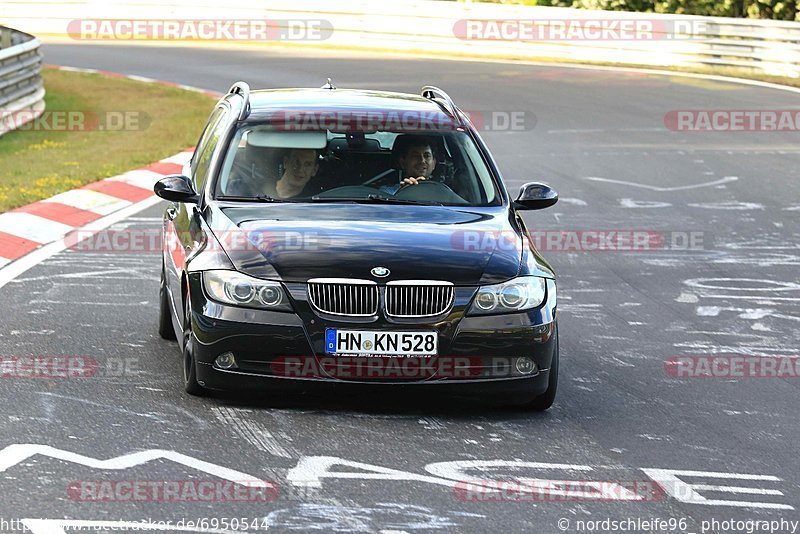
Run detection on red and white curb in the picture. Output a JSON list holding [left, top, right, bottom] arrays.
[[0, 150, 193, 289]]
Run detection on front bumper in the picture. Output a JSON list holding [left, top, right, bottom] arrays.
[[188, 274, 557, 398]]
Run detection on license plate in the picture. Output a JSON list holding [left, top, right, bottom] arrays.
[[325, 329, 438, 356]]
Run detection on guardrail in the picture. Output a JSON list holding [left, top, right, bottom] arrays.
[[1, 0, 800, 78], [0, 26, 45, 138]]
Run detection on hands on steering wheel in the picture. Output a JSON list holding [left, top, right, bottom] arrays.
[[399, 176, 426, 188]]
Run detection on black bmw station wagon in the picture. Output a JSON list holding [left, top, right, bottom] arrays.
[[155, 82, 560, 410]]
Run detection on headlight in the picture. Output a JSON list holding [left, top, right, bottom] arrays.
[[203, 270, 292, 311], [468, 276, 546, 315]]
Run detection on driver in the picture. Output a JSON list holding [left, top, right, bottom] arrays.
[[379, 136, 437, 195]]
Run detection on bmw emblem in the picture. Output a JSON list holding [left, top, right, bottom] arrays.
[[371, 266, 390, 278]]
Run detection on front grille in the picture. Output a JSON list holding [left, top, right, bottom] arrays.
[[385, 281, 454, 318], [307, 279, 378, 317]]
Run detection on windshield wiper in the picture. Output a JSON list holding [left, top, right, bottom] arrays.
[[217, 195, 284, 203], [309, 194, 441, 206]]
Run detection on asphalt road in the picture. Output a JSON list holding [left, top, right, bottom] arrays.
[[0, 42, 798, 533]]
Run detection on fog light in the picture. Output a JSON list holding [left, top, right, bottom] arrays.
[[215, 352, 238, 370], [515, 357, 537, 375]]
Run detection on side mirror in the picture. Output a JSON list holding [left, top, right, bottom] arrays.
[[154, 175, 199, 204], [514, 182, 558, 210]]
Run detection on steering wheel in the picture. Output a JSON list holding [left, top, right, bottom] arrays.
[[361, 169, 396, 187], [393, 180, 468, 204]]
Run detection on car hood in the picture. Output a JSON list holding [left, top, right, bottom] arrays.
[[207, 203, 525, 285]]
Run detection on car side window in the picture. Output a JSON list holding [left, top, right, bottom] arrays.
[[191, 107, 228, 192]]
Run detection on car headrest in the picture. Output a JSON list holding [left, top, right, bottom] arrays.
[[328, 137, 382, 152], [391, 134, 445, 165]]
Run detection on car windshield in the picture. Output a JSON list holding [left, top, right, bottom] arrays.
[[215, 126, 501, 206]]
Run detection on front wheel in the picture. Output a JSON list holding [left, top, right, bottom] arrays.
[[182, 290, 206, 396]]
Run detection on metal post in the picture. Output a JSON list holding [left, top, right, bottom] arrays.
[[0, 27, 11, 49]]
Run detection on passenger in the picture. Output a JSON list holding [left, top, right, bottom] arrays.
[[227, 148, 323, 199], [269, 149, 324, 199]]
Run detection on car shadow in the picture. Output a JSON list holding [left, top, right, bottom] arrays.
[[211, 386, 554, 420]]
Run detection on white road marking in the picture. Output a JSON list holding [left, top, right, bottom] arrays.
[[620, 198, 671, 208], [288, 456, 793, 509], [0, 444, 273, 489], [418, 417, 446, 431], [559, 198, 588, 206], [546, 127, 664, 134], [672, 341, 798, 356], [124, 74, 159, 84], [691, 484, 783, 496], [641, 468, 793, 510], [289, 456, 459, 490], [696, 306, 774, 319], [688, 201, 765, 210], [53, 66, 99, 74], [694, 295, 800, 302], [685, 278, 800, 292], [585, 175, 737, 191], [425, 459, 593, 480], [695, 306, 800, 322]]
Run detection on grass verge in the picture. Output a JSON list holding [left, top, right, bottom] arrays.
[[0, 67, 216, 212]]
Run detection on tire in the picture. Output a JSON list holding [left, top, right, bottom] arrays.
[[181, 288, 206, 396], [158, 259, 177, 340], [522, 328, 559, 411]]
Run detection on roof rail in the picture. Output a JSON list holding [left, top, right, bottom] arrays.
[[228, 81, 251, 121], [421, 86, 462, 126]]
